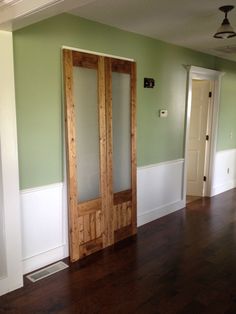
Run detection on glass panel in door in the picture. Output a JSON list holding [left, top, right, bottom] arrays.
[[73, 66, 100, 202], [112, 72, 131, 193]]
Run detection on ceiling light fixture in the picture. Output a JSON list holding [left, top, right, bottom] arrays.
[[214, 5, 236, 39]]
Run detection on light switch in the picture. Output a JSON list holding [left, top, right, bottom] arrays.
[[159, 109, 168, 118]]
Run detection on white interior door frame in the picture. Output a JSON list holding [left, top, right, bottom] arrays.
[[0, 31, 23, 296], [183, 66, 224, 201]]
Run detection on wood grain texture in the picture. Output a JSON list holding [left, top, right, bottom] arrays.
[[105, 57, 114, 247], [111, 58, 132, 74], [72, 51, 98, 69], [3, 190, 236, 313], [97, 56, 110, 249], [79, 237, 103, 258], [78, 198, 102, 216], [130, 61, 137, 235], [64, 50, 137, 262], [63, 49, 80, 262], [110, 58, 137, 240], [64, 50, 106, 262], [114, 201, 132, 230], [113, 189, 132, 205], [95, 210, 102, 238], [78, 216, 84, 244]]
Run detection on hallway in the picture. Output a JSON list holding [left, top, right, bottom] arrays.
[[1, 189, 236, 313]]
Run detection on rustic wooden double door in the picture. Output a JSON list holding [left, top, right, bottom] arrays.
[[63, 49, 137, 262]]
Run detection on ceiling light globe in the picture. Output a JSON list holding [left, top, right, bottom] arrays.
[[214, 5, 236, 39]]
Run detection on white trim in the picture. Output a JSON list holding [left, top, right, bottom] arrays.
[[15, 0, 64, 19], [186, 66, 223, 79], [183, 65, 224, 199], [211, 148, 236, 196], [137, 159, 185, 226], [22, 243, 66, 261], [216, 148, 236, 154], [62, 45, 135, 62], [138, 200, 185, 226], [21, 182, 63, 194], [61, 55, 69, 260], [207, 76, 224, 197], [20, 182, 69, 275], [20, 157, 185, 273], [212, 180, 236, 196], [0, 31, 23, 296], [137, 158, 184, 170], [62, 178, 69, 258], [22, 244, 67, 275]]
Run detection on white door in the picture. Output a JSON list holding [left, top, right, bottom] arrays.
[[187, 79, 210, 196], [0, 31, 23, 296]]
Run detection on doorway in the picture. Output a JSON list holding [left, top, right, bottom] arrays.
[[63, 49, 137, 262], [186, 79, 212, 201], [183, 66, 223, 204]]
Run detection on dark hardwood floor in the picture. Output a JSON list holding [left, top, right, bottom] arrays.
[[1, 189, 236, 313]]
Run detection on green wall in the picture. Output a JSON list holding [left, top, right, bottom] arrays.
[[215, 58, 236, 150], [13, 13, 236, 189]]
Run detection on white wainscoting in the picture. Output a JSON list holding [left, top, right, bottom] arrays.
[[20, 159, 185, 273], [211, 149, 236, 196], [20, 154, 236, 273], [20, 183, 68, 274], [137, 159, 185, 226]]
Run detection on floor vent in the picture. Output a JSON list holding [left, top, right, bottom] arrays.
[[26, 261, 69, 283]]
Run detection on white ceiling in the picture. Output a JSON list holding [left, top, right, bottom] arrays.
[[1, 0, 236, 62], [71, 0, 236, 61]]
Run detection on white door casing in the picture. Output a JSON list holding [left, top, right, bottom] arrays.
[[0, 31, 23, 296], [183, 66, 224, 202], [187, 80, 210, 196]]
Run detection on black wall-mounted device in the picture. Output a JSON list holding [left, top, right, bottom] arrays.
[[144, 78, 155, 88]]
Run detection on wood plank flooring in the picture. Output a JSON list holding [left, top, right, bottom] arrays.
[[1, 188, 236, 313], [186, 195, 202, 204]]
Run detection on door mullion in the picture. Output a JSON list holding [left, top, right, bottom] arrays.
[[104, 57, 114, 246], [130, 62, 137, 235], [98, 56, 109, 248]]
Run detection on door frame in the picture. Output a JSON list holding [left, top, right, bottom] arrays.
[[0, 31, 23, 296], [62, 46, 134, 62], [183, 66, 224, 200]]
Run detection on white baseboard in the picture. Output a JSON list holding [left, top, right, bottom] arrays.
[[211, 149, 236, 196], [20, 182, 69, 274], [138, 200, 185, 226], [18, 151, 236, 275], [20, 159, 186, 273], [22, 244, 67, 275], [137, 159, 185, 226], [211, 179, 236, 196]]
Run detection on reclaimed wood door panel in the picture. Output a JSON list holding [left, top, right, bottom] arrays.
[[63, 49, 136, 262], [108, 58, 137, 243], [63, 50, 107, 262]]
